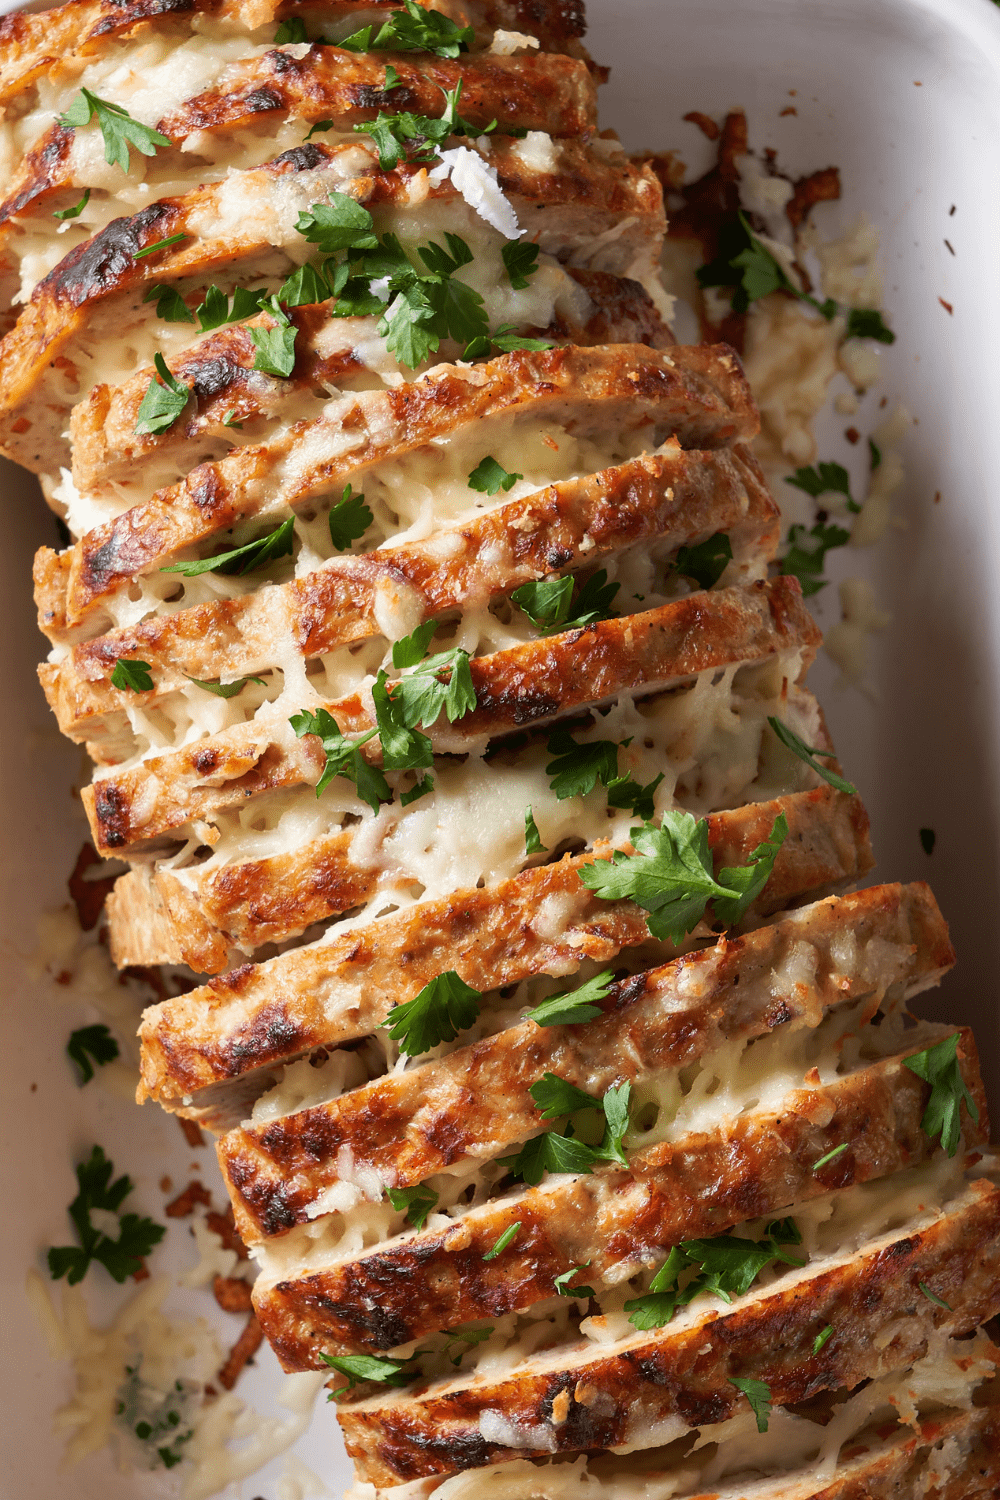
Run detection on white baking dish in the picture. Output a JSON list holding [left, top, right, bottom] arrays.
[[2, 0, 999, 1493]]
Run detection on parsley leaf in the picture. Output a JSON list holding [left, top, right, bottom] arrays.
[[57, 89, 170, 172], [779, 520, 850, 596], [502, 241, 540, 290], [578, 810, 788, 944], [195, 284, 266, 331], [530, 1072, 603, 1120], [846, 308, 896, 343], [729, 1376, 771, 1433], [371, 669, 434, 771], [812, 1143, 849, 1172], [767, 716, 857, 795], [279, 262, 332, 308], [338, 0, 474, 58], [400, 775, 434, 805], [473, 322, 555, 356], [512, 570, 620, 635], [599, 1082, 632, 1166], [186, 675, 266, 698], [388, 648, 476, 727], [135, 353, 189, 436], [54, 188, 90, 221], [554, 1264, 595, 1298], [110, 657, 153, 692], [813, 1324, 834, 1353], [869, 438, 882, 470], [327, 483, 373, 551], [382, 970, 482, 1056], [67, 1024, 119, 1085], [625, 1223, 802, 1332], [133, 232, 187, 259], [903, 1033, 980, 1157], [305, 118, 334, 140], [142, 283, 193, 323], [392, 618, 439, 669], [319, 1352, 416, 1396], [355, 80, 489, 171], [161, 517, 294, 577], [483, 1222, 521, 1261], [525, 970, 613, 1028], [250, 295, 297, 376], [468, 456, 522, 495], [386, 1184, 438, 1229], [524, 805, 547, 855], [497, 1129, 601, 1186], [47, 1145, 165, 1285], [606, 772, 664, 821], [545, 728, 620, 801], [296, 192, 379, 255], [698, 210, 835, 319], [274, 16, 308, 42], [784, 460, 860, 514], [289, 707, 388, 808], [674, 532, 733, 590], [919, 1281, 952, 1311]]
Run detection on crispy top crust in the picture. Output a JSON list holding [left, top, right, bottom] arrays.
[[36, 343, 750, 641], [253, 1041, 986, 1364], [81, 578, 818, 853], [336, 1178, 1000, 1486], [221, 878, 955, 1241], [1, 48, 596, 237], [3, 139, 661, 467], [0, 0, 589, 107], [136, 785, 874, 1114], [46, 438, 768, 744]]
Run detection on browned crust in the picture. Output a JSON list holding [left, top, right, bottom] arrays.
[[68, 268, 671, 498], [220, 881, 957, 1243], [83, 577, 816, 855], [2, 48, 596, 243], [2, 142, 662, 469], [47, 440, 770, 746], [254, 1039, 987, 1364], [136, 785, 875, 1114], [37, 341, 739, 643], [335, 1180, 1000, 1486], [0, 0, 588, 110]]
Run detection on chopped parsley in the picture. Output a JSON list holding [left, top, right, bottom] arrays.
[[274, 16, 308, 42], [383, 647, 476, 728], [524, 805, 547, 855], [195, 284, 267, 331], [134, 232, 188, 259], [381, 970, 482, 1056], [729, 1376, 772, 1433], [554, 1264, 595, 1298], [499, 1081, 632, 1184], [142, 283, 193, 323], [279, 261, 332, 308], [767, 716, 857, 795], [53, 188, 90, 221], [438, 1326, 494, 1365], [400, 774, 434, 805], [779, 520, 850, 596], [327, 483, 373, 551], [784, 460, 860, 513], [502, 241, 541, 290], [134, 353, 190, 436], [338, 0, 474, 58], [903, 1033, 980, 1157], [698, 211, 835, 319], [371, 668, 434, 771], [249, 295, 297, 376], [846, 308, 896, 343], [160, 516, 295, 577], [544, 728, 621, 800], [110, 657, 153, 692], [357, 80, 493, 170], [813, 1324, 834, 1354], [386, 1183, 439, 1230], [392, 618, 439, 669], [869, 437, 882, 470], [467, 455, 522, 496], [186, 675, 266, 698], [578, 809, 788, 944], [525, 970, 613, 1028], [511, 569, 620, 634], [67, 1024, 119, 1085], [48, 1145, 165, 1284], [606, 772, 664, 821], [463, 322, 555, 359], [320, 1352, 416, 1397], [289, 708, 389, 809], [625, 1219, 802, 1331], [483, 1222, 521, 1261], [57, 89, 170, 171], [918, 1281, 952, 1311], [674, 532, 733, 590], [296, 191, 380, 256], [529, 1072, 603, 1120]]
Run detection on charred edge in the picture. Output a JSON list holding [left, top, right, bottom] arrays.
[[39, 202, 177, 305], [0, 129, 73, 224]]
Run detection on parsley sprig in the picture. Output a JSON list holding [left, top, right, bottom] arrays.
[[290, 707, 389, 809], [579, 810, 788, 944], [57, 89, 170, 171], [338, 0, 474, 58], [674, 532, 733, 590], [135, 353, 190, 436], [903, 1033, 980, 1156], [357, 80, 494, 171], [779, 520, 850, 596], [386, 1183, 439, 1229], [767, 716, 857, 795], [785, 460, 860, 513], [111, 657, 153, 692], [698, 211, 836, 319], [624, 1219, 803, 1331], [498, 1081, 632, 1185], [525, 970, 613, 1027], [67, 1024, 119, 1084], [48, 1146, 165, 1285], [729, 1376, 772, 1433], [161, 517, 295, 577], [382, 970, 482, 1056], [512, 569, 620, 635], [320, 1352, 417, 1398]]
